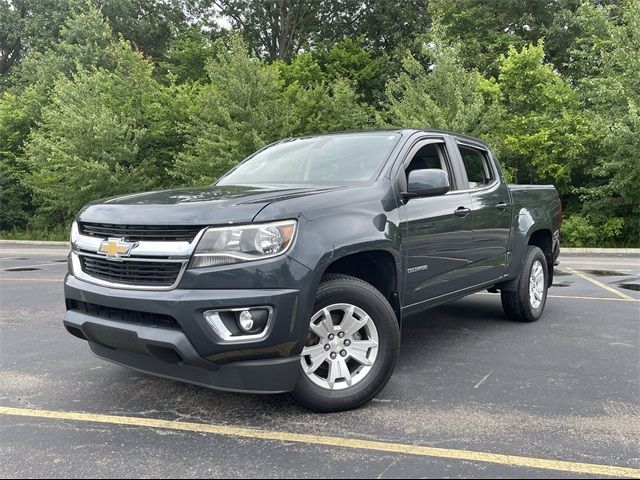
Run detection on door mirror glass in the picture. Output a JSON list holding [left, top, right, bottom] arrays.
[[406, 169, 450, 197]]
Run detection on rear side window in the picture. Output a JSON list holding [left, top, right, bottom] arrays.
[[459, 146, 494, 189]]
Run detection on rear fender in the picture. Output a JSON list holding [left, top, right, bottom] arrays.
[[500, 207, 555, 291]]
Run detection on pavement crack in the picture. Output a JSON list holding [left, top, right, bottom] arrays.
[[377, 457, 399, 479], [473, 370, 494, 389]]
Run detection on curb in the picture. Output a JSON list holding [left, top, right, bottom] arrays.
[[0, 240, 69, 246], [561, 247, 640, 254]]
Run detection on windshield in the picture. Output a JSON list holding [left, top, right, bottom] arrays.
[[217, 133, 400, 185]]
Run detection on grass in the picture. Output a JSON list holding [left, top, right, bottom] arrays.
[[0, 227, 70, 242]]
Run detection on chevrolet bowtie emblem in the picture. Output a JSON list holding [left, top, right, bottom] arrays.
[[98, 238, 136, 260]]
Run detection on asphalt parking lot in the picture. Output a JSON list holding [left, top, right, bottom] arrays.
[[0, 243, 638, 478]]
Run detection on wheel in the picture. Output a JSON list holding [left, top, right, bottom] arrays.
[[293, 274, 400, 412], [500, 246, 548, 322]]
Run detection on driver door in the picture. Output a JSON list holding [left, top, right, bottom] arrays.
[[398, 139, 475, 309]]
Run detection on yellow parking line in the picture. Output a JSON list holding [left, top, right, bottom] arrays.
[[476, 292, 638, 302], [566, 268, 635, 300], [1, 406, 639, 478], [547, 294, 638, 302]]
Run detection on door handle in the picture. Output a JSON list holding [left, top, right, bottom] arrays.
[[496, 202, 508, 211], [454, 206, 471, 217]]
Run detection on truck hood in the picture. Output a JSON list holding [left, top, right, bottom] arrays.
[[77, 184, 339, 225]]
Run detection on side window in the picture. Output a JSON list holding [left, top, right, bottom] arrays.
[[459, 146, 493, 189], [405, 143, 449, 181]]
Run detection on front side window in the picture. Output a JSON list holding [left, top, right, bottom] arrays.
[[217, 133, 400, 185], [459, 146, 493, 189], [405, 143, 449, 180]]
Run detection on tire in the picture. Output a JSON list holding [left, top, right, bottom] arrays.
[[292, 274, 400, 412], [501, 246, 548, 322]]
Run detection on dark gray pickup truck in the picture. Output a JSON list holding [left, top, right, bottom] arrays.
[[64, 129, 561, 411]]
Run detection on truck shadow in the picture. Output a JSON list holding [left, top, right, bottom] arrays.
[[401, 295, 513, 351], [105, 294, 529, 418]]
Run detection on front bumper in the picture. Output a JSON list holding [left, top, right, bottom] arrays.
[[63, 264, 315, 393], [64, 310, 300, 393]]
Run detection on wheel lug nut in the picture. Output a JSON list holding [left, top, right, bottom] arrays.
[[344, 339, 351, 346], [340, 350, 347, 357], [330, 352, 337, 360], [324, 344, 331, 351], [338, 331, 345, 338], [328, 334, 335, 340]]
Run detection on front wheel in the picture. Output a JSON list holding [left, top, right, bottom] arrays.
[[293, 274, 400, 412], [501, 245, 549, 322]]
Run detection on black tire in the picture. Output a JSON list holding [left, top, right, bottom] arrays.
[[292, 274, 400, 413], [501, 246, 548, 322]]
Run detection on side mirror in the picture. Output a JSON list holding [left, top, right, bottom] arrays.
[[404, 169, 450, 198]]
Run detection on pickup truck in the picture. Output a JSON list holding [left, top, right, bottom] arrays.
[[64, 129, 561, 412]]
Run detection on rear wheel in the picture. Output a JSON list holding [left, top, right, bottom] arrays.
[[293, 274, 400, 412], [501, 246, 548, 322]]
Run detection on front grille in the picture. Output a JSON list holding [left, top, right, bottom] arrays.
[[80, 256, 183, 287], [67, 299, 180, 330], [79, 222, 204, 242]]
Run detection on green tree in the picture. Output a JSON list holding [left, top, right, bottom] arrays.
[[278, 38, 392, 106], [171, 37, 290, 184], [18, 7, 194, 228], [24, 49, 161, 226], [350, 0, 430, 54], [428, 0, 609, 75], [0, 6, 129, 230], [568, 0, 640, 245], [172, 36, 377, 185], [96, 0, 191, 61], [491, 42, 587, 190], [315, 38, 391, 105], [11, 5, 117, 88], [0, 90, 35, 229], [384, 40, 487, 133], [213, 0, 342, 60], [284, 78, 377, 135], [158, 27, 219, 83], [0, 0, 80, 77], [563, 1, 616, 81], [0, 0, 637, 246]]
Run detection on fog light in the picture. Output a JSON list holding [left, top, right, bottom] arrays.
[[203, 306, 272, 342], [238, 310, 254, 332]]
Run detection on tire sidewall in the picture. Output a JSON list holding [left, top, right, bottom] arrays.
[[294, 276, 400, 411], [521, 247, 548, 321]]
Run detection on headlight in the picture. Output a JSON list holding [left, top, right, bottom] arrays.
[[70, 221, 79, 249], [189, 220, 297, 268]]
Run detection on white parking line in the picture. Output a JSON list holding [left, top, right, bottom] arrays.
[[3, 262, 66, 270]]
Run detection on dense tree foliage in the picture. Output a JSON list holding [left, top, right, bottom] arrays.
[[0, 0, 638, 246]]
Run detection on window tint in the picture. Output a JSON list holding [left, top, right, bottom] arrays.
[[459, 146, 493, 188], [405, 143, 449, 181]]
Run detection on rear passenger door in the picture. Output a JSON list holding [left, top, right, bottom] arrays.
[[455, 141, 512, 283]]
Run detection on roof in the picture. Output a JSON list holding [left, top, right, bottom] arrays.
[[277, 128, 493, 151]]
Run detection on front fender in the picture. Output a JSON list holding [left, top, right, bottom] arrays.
[[290, 208, 401, 301], [254, 183, 402, 321]]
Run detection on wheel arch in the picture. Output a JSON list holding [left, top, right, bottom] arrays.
[[319, 249, 402, 325], [499, 225, 555, 291], [527, 228, 554, 287]]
